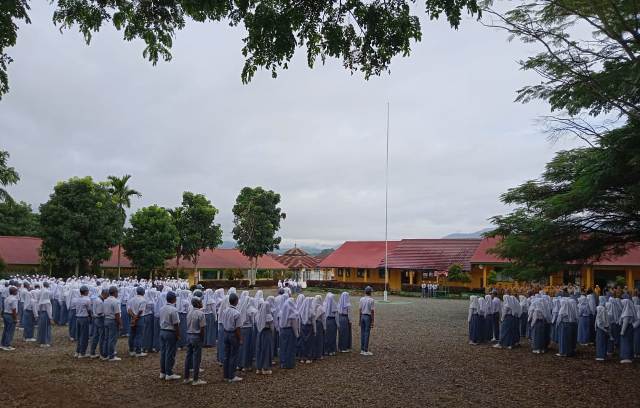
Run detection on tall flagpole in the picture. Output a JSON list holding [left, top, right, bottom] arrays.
[[384, 102, 390, 302]]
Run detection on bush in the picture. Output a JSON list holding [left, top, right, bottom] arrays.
[[447, 263, 471, 282], [306, 280, 387, 292], [487, 271, 497, 285], [615, 275, 626, 287]]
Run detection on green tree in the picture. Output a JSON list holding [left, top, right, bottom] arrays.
[[232, 186, 286, 285], [123, 205, 178, 280], [485, 0, 640, 274], [0, 150, 19, 203], [0, 200, 40, 236], [0, 1, 482, 99], [107, 174, 141, 279], [39, 177, 121, 277], [179, 192, 223, 283], [168, 206, 186, 278], [447, 263, 470, 282]]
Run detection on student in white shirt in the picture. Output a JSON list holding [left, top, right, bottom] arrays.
[[103, 286, 122, 361], [1, 286, 19, 350], [359, 286, 375, 356], [128, 286, 147, 357], [183, 297, 206, 386], [159, 291, 180, 380], [75, 286, 93, 358], [221, 293, 242, 382]]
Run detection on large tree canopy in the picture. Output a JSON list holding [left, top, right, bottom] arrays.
[[0, 200, 40, 237], [0, 0, 481, 99], [39, 177, 121, 276], [179, 192, 223, 275], [0, 150, 19, 203], [486, 0, 640, 278]]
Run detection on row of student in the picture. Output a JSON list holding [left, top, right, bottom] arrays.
[[468, 291, 640, 363], [487, 283, 637, 300], [2, 278, 377, 385]]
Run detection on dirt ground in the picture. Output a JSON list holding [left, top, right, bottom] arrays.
[[1, 293, 638, 408]]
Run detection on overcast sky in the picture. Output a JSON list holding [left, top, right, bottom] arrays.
[[1, 3, 580, 248]]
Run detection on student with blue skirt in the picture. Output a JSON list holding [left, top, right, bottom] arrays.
[[237, 291, 256, 371], [519, 295, 529, 338], [278, 297, 299, 369], [1, 286, 19, 350], [119, 287, 131, 337], [36, 283, 53, 347], [295, 294, 306, 359], [176, 289, 191, 349], [337, 292, 352, 352], [202, 289, 217, 347], [216, 294, 229, 365], [594, 305, 609, 361], [556, 298, 578, 357], [618, 298, 635, 363], [255, 298, 274, 375], [634, 304, 640, 358], [323, 293, 338, 355], [577, 296, 592, 346], [468, 296, 481, 345], [298, 296, 314, 363], [528, 298, 546, 354], [141, 289, 155, 353], [606, 298, 622, 355], [312, 295, 325, 361]]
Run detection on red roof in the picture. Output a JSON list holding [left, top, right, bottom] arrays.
[[318, 241, 400, 269], [0, 236, 42, 265], [166, 248, 287, 270], [276, 247, 319, 269], [470, 237, 505, 264], [382, 239, 482, 271]]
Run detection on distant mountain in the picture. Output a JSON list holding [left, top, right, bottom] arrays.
[[217, 240, 334, 257], [443, 228, 492, 239]]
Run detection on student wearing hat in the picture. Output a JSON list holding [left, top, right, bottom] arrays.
[[1, 286, 19, 351], [75, 285, 93, 358], [221, 292, 243, 382], [359, 286, 375, 356], [183, 297, 206, 386], [103, 286, 122, 361], [159, 291, 181, 380]]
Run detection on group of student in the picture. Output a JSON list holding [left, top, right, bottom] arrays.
[[420, 282, 439, 298], [468, 287, 640, 363], [1, 275, 377, 385]]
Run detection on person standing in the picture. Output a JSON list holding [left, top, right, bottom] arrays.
[[255, 299, 274, 375], [36, 282, 53, 348], [221, 293, 243, 382], [323, 292, 338, 356], [184, 297, 206, 386], [89, 288, 108, 359], [1, 286, 19, 351], [103, 286, 122, 362], [421, 282, 427, 298], [159, 291, 181, 380], [21, 283, 36, 342], [337, 292, 352, 353], [359, 286, 375, 356], [128, 286, 147, 357], [75, 286, 93, 358]]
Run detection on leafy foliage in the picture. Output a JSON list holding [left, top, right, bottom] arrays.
[[107, 174, 141, 277], [178, 191, 223, 270], [486, 0, 640, 276], [232, 186, 285, 283], [0, 200, 40, 236], [447, 263, 470, 282], [1, 0, 483, 99], [0, 150, 20, 203], [39, 177, 121, 276], [123, 205, 178, 278], [486, 270, 497, 285]]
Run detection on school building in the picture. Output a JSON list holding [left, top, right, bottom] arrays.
[[0, 236, 287, 285], [318, 239, 482, 291], [274, 247, 322, 281], [469, 237, 640, 291]]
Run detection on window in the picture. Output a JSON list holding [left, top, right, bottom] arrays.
[[357, 268, 366, 278], [337, 269, 343, 277], [201, 270, 222, 280], [345, 268, 351, 278], [379, 268, 386, 279]]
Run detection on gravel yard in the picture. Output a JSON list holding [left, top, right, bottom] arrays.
[[0, 293, 637, 408]]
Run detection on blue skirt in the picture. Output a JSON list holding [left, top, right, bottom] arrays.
[[37, 311, 52, 345], [531, 320, 546, 351], [338, 315, 352, 351], [559, 321, 577, 356], [499, 315, 515, 347], [255, 328, 273, 370], [153, 316, 161, 351], [596, 327, 608, 359], [279, 327, 296, 369], [634, 326, 640, 358], [59, 301, 68, 325], [608, 323, 621, 354], [300, 323, 313, 359], [204, 314, 216, 347], [238, 326, 254, 369], [324, 317, 337, 354], [312, 321, 324, 360], [577, 315, 591, 345], [519, 312, 528, 338], [469, 314, 481, 343], [619, 327, 634, 360]]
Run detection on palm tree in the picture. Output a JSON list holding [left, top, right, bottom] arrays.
[[108, 175, 141, 279], [0, 150, 19, 203]]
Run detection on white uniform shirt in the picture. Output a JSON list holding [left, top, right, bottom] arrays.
[[103, 296, 120, 320], [159, 304, 180, 331], [220, 306, 241, 331], [75, 296, 92, 317], [359, 296, 375, 315]]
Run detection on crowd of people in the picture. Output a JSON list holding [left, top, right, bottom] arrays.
[[0, 275, 377, 385], [468, 285, 640, 363]]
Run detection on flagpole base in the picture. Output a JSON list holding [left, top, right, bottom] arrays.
[[383, 290, 388, 302]]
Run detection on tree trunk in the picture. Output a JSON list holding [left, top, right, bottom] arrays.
[[176, 253, 180, 279], [117, 244, 122, 279], [74, 262, 79, 277]]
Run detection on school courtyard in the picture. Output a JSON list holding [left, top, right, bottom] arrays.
[[0, 293, 637, 408]]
